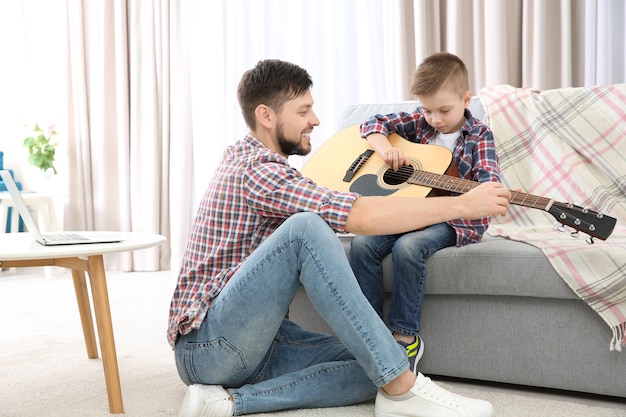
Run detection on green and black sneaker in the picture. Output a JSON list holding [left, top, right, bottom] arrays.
[[398, 335, 424, 373]]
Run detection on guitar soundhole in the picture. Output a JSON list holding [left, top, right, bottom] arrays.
[[382, 165, 414, 186]]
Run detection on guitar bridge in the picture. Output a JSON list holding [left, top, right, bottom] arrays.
[[343, 149, 374, 182]]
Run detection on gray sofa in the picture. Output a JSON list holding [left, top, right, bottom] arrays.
[[289, 98, 626, 398]]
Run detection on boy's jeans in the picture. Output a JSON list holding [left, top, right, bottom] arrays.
[[175, 212, 408, 415], [349, 223, 456, 336]]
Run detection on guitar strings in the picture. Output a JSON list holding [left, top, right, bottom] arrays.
[[371, 162, 594, 213], [363, 160, 556, 209], [358, 160, 611, 238]]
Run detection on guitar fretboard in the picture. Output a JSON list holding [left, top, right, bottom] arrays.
[[408, 170, 553, 211]]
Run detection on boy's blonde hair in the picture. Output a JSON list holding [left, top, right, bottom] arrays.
[[410, 52, 469, 98]]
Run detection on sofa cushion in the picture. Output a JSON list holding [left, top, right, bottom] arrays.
[[338, 234, 576, 300]]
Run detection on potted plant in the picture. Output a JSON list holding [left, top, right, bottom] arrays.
[[23, 123, 58, 175]]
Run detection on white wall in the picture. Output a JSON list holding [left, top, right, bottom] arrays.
[[0, 1, 67, 193]]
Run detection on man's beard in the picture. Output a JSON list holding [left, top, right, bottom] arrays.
[[276, 123, 311, 156]]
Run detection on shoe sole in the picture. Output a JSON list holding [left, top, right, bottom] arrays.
[[177, 385, 200, 417]]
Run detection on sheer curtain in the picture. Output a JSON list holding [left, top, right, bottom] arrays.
[[583, 0, 626, 85], [183, 0, 413, 193], [173, 0, 415, 268], [4, 1, 625, 272], [66, 0, 171, 270], [64, 0, 412, 271]]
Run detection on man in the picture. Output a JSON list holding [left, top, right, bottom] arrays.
[[169, 59, 509, 417]]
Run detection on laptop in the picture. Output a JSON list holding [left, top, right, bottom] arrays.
[[1, 169, 122, 246]]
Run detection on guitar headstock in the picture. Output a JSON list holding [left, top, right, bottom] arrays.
[[547, 202, 616, 241]]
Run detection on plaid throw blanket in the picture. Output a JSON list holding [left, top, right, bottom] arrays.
[[479, 84, 626, 351]]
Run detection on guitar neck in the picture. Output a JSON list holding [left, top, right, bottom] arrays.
[[300, 124, 615, 240], [409, 170, 553, 211]]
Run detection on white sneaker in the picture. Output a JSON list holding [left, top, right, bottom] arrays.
[[178, 384, 234, 417], [374, 373, 493, 417]]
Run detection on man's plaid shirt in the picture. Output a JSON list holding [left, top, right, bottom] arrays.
[[167, 135, 359, 348]]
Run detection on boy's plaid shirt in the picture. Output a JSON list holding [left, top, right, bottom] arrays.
[[360, 107, 502, 246]]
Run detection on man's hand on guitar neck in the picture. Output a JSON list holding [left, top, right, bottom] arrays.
[[456, 181, 511, 219]]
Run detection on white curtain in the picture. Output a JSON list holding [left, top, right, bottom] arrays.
[[172, 0, 413, 268], [63, 0, 411, 271], [584, 0, 626, 85], [4, 0, 625, 272], [66, 0, 171, 270], [183, 0, 413, 190]]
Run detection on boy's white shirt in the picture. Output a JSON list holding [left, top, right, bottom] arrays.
[[429, 129, 460, 152]]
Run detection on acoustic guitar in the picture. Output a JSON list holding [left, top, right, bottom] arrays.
[[301, 125, 616, 241]]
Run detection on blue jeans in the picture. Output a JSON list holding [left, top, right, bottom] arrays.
[[175, 213, 408, 415], [349, 223, 456, 336]]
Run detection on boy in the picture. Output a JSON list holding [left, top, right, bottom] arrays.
[[350, 52, 502, 372]]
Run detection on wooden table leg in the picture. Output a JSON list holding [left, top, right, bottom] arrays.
[[71, 269, 99, 359], [87, 255, 124, 414]]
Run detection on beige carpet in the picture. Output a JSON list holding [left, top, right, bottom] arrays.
[[1, 268, 625, 417]]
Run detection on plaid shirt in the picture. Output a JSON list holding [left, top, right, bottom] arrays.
[[167, 135, 359, 348], [360, 107, 502, 247]]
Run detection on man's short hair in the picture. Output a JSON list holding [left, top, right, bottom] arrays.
[[237, 59, 313, 130]]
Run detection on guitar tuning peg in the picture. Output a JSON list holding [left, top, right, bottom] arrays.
[[586, 236, 595, 245], [570, 231, 579, 238], [556, 224, 565, 232]]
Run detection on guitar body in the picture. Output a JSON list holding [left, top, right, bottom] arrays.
[[302, 124, 455, 198]]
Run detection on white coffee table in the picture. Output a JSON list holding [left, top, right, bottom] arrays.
[[0, 231, 166, 414]]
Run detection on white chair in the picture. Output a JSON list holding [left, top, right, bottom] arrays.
[[0, 192, 59, 277]]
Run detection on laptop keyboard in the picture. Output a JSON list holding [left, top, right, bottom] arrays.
[[43, 233, 89, 241]]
